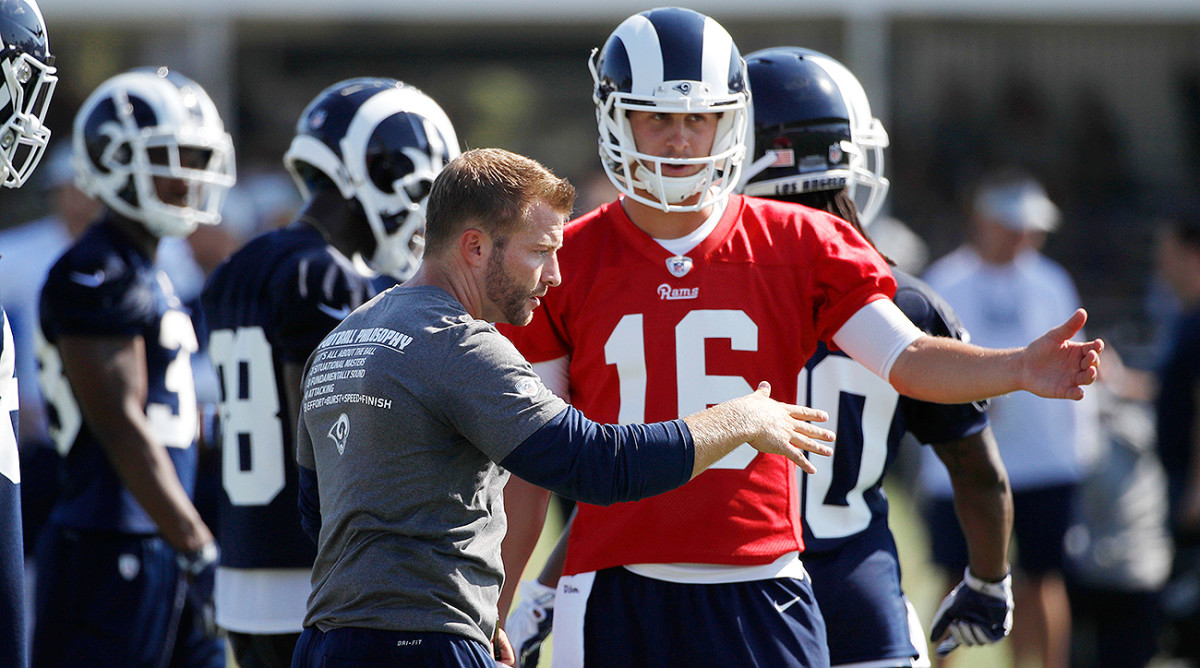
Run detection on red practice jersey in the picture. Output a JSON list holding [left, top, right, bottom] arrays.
[[500, 194, 895, 575]]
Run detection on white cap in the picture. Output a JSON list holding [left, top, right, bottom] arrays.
[[974, 176, 1059, 232]]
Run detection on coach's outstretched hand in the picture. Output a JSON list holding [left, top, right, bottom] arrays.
[[685, 381, 834, 478], [929, 568, 1013, 656]]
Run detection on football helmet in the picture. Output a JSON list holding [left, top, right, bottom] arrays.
[[0, 0, 56, 189], [284, 77, 459, 280], [73, 67, 235, 237], [742, 47, 890, 226], [591, 7, 749, 212]]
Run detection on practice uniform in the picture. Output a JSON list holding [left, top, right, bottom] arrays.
[[501, 194, 896, 667], [1, 305, 26, 668], [799, 270, 988, 667], [34, 216, 221, 668], [201, 222, 379, 644]]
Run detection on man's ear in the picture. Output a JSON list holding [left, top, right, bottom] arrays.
[[460, 227, 490, 269]]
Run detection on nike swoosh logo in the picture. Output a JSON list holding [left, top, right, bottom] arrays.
[[69, 270, 106, 287], [773, 595, 803, 613], [318, 303, 353, 320]]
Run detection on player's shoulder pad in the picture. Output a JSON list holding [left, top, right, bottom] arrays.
[[892, 269, 968, 340]]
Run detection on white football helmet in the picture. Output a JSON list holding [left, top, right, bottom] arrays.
[[742, 47, 890, 226], [591, 7, 750, 213], [73, 67, 236, 238], [284, 78, 459, 280], [0, 0, 56, 189]]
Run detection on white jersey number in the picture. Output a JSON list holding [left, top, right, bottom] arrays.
[[146, 309, 199, 450], [605, 310, 759, 470], [798, 354, 898, 538], [208, 327, 285, 506]]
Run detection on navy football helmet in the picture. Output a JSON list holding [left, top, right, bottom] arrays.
[[73, 67, 236, 237], [742, 47, 890, 225], [591, 7, 750, 212], [0, 0, 55, 189], [284, 77, 459, 280]]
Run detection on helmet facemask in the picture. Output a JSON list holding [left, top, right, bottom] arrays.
[[0, 45, 56, 188], [74, 69, 236, 238], [284, 80, 458, 280], [590, 8, 750, 213]]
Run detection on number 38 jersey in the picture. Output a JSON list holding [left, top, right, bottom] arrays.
[[201, 222, 379, 569], [501, 195, 896, 575], [38, 217, 200, 534]]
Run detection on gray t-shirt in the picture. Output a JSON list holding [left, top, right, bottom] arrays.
[[296, 285, 568, 646]]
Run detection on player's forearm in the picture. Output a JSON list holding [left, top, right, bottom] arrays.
[[99, 408, 213, 552], [935, 430, 1012, 581], [889, 336, 1022, 404]]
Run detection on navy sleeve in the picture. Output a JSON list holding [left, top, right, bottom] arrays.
[[499, 406, 694, 506], [298, 464, 320, 545]]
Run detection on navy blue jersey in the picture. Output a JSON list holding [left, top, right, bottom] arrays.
[[38, 217, 200, 534], [0, 306, 26, 668], [799, 270, 988, 555], [201, 222, 379, 569]]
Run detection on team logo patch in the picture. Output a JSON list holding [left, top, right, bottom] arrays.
[[828, 142, 844, 165], [666, 255, 693, 278], [118, 553, 140, 581], [328, 413, 350, 455], [515, 377, 539, 397]]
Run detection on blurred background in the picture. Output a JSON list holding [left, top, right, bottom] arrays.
[[14, 1, 1200, 665]]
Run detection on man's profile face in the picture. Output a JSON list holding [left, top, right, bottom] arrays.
[[485, 199, 564, 326]]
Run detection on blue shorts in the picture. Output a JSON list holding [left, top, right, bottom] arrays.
[[805, 531, 923, 666], [560, 566, 829, 668], [923, 483, 1075, 577], [32, 524, 223, 668], [290, 627, 494, 667]]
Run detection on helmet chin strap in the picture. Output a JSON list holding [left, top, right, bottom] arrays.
[[633, 162, 706, 209]]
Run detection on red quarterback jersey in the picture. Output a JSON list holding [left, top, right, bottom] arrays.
[[501, 194, 896, 575]]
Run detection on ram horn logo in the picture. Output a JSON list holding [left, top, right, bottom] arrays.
[[673, 82, 692, 95], [328, 413, 350, 455]]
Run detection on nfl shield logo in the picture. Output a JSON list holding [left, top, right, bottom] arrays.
[[666, 255, 693, 278]]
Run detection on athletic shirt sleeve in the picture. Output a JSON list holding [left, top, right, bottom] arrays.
[[41, 239, 156, 339], [438, 321, 569, 464], [499, 407, 693, 505]]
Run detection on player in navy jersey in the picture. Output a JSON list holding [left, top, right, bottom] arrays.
[[34, 68, 235, 668], [0, 2, 57, 666], [741, 47, 1015, 665], [200, 77, 459, 668]]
